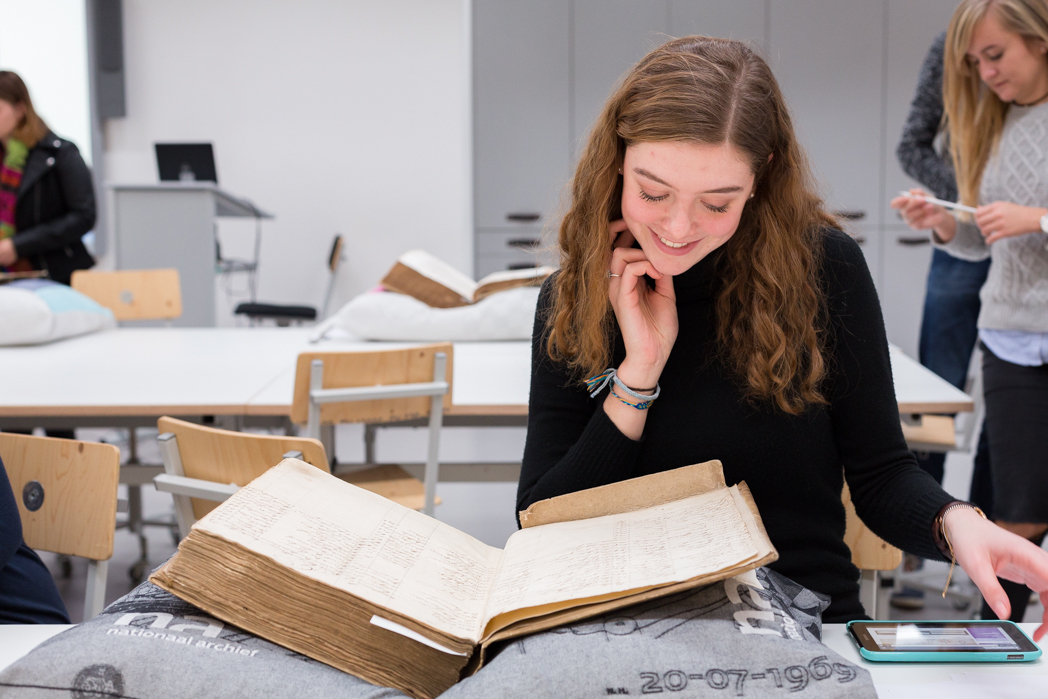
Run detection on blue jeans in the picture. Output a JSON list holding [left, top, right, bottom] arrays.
[[916, 249, 994, 518]]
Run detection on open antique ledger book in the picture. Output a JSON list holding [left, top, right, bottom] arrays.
[[380, 249, 554, 308], [151, 458, 776, 699]]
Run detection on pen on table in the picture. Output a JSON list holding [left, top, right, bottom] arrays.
[[897, 190, 978, 214]]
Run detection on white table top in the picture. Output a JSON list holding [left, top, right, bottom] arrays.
[[822, 623, 1047, 695], [1, 623, 1043, 693], [0, 327, 314, 417], [245, 339, 533, 416], [890, 345, 973, 414], [0, 624, 70, 672], [0, 327, 971, 419]]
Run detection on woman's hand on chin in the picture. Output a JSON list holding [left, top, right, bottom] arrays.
[[607, 219, 678, 388]]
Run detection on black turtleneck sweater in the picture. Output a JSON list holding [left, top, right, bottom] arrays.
[[517, 229, 953, 622]]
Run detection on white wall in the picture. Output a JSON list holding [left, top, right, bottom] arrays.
[[0, 0, 92, 164], [104, 0, 472, 320]]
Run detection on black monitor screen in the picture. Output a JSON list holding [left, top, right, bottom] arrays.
[[155, 143, 217, 183]]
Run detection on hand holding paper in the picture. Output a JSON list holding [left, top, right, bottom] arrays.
[[890, 188, 958, 243]]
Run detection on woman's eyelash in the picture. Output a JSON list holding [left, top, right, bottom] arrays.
[[638, 188, 729, 213]]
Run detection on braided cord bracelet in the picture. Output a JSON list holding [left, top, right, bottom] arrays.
[[585, 368, 661, 410]]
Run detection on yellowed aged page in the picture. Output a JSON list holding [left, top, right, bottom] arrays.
[[194, 459, 502, 643], [482, 487, 759, 630], [518, 460, 726, 528]]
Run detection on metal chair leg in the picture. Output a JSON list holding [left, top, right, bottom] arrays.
[[84, 559, 109, 620], [860, 569, 880, 619]]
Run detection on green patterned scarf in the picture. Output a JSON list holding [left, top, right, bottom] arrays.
[[0, 138, 29, 272]]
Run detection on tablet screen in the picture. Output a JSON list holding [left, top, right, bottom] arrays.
[[867, 623, 1021, 651]]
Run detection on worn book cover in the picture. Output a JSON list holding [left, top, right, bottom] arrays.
[[380, 249, 553, 308], [152, 459, 776, 699]]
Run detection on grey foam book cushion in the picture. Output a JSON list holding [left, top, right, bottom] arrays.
[[441, 568, 876, 699], [0, 569, 873, 698], [0, 581, 408, 698]]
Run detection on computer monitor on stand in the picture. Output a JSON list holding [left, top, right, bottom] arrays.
[[155, 143, 218, 183]]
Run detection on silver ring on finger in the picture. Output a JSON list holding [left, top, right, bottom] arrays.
[[608, 271, 620, 278]]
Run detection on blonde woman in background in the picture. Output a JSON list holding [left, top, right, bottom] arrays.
[[893, 0, 1048, 622]]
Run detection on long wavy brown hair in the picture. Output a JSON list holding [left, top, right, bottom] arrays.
[[944, 0, 1048, 208], [546, 36, 837, 415]]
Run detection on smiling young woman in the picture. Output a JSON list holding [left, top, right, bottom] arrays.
[[547, 38, 835, 418], [520, 35, 1048, 630]]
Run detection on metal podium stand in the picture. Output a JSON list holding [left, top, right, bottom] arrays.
[[110, 183, 273, 326]]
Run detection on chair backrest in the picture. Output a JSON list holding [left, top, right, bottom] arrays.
[[0, 433, 119, 561], [157, 416, 328, 521], [290, 344, 454, 426], [328, 234, 344, 274], [71, 269, 183, 321], [842, 482, 902, 571]]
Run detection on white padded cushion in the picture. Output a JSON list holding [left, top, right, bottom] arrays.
[[0, 280, 116, 346], [331, 287, 538, 342]]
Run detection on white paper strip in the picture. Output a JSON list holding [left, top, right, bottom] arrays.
[[369, 615, 469, 656]]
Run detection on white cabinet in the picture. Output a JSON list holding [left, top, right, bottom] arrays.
[[670, 0, 766, 49], [881, 0, 960, 357], [884, 0, 960, 223], [768, 0, 884, 225], [472, 0, 572, 236], [572, 1, 669, 154], [881, 227, 935, 358]]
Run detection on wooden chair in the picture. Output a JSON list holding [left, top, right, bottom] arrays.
[[71, 268, 182, 322], [235, 233, 345, 326], [153, 417, 328, 538], [843, 482, 903, 620], [153, 417, 437, 538], [71, 268, 184, 581], [0, 433, 120, 620], [291, 344, 452, 516], [900, 414, 957, 453]]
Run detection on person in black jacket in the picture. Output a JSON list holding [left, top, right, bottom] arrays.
[[521, 36, 1048, 632], [0, 70, 95, 285]]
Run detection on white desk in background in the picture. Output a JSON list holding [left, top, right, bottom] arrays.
[[0, 327, 969, 430], [0, 328, 314, 430], [1, 623, 1043, 694], [0, 328, 529, 430]]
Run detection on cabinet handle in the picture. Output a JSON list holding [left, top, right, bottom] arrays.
[[833, 210, 866, 221], [507, 238, 541, 250], [507, 262, 539, 270], [850, 235, 867, 245], [897, 235, 931, 246], [506, 212, 541, 222]]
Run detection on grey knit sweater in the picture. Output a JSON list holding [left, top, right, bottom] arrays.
[[936, 101, 1048, 332]]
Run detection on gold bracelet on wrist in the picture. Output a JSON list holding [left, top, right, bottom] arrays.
[[939, 502, 987, 597]]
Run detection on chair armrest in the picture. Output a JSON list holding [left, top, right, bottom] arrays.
[[311, 380, 448, 404], [154, 474, 239, 502]]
